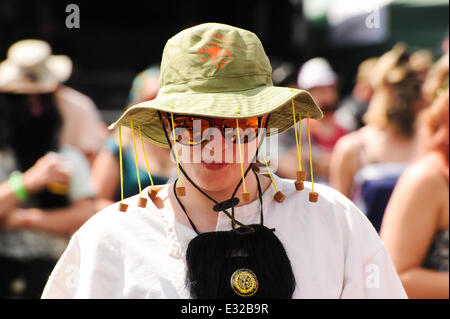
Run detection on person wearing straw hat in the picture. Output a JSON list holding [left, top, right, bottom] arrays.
[[0, 39, 106, 164], [42, 23, 406, 299]]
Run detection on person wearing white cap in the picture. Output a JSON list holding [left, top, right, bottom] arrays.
[[278, 58, 348, 183], [0, 39, 106, 164], [297, 57, 338, 92]]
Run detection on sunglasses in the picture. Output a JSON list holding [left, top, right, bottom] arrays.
[[168, 114, 262, 146]]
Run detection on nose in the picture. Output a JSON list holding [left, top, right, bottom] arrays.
[[203, 127, 232, 151], [201, 127, 236, 163]]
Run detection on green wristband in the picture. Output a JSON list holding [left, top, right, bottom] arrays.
[[8, 171, 28, 202]]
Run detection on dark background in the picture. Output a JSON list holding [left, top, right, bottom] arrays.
[[1, 0, 448, 123]]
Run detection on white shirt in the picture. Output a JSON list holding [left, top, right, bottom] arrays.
[[41, 174, 407, 299]]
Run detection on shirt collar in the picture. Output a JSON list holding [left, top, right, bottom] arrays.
[[161, 173, 281, 258]]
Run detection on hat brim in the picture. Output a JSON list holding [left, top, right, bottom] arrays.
[[0, 54, 72, 94], [108, 85, 323, 148], [45, 55, 73, 83]]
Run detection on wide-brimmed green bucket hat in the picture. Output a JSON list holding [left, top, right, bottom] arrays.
[[109, 22, 322, 148]]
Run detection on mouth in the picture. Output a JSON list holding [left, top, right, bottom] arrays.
[[201, 160, 229, 170]]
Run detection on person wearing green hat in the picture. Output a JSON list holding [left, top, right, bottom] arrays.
[[42, 23, 406, 299]]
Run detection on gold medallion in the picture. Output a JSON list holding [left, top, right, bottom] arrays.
[[230, 268, 259, 297]]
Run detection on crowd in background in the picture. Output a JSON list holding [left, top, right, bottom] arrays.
[[0, 29, 448, 298]]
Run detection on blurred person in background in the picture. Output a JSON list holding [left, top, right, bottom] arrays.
[[91, 67, 175, 211], [54, 84, 107, 166], [329, 44, 430, 232], [335, 57, 379, 132], [277, 57, 348, 183], [0, 40, 96, 298], [381, 88, 449, 299], [0, 39, 107, 166]]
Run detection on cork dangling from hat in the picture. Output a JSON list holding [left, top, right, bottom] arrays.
[[306, 111, 318, 202], [137, 123, 160, 201], [259, 144, 286, 203], [129, 116, 148, 208], [118, 116, 163, 212], [290, 98, 307, 191]]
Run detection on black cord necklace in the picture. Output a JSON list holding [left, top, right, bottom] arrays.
[[173, 169, 264, 235], [173, 181, 199, 234]]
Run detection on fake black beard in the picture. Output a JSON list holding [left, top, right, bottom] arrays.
[[185, 224, 296, 299]]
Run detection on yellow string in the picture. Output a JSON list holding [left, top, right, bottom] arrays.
[[138, 125, 155, 190], [130, 116, 142, 196], [119, 125, 124, 203], [291, 99, 302, 172], [306, 111, 315, 193], [299, 113, 302, 167], [235, 119, 247, 193], [259, 146, 278, 193], [170, 112, 183, 186]]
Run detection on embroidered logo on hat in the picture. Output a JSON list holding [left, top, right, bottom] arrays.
[[198, 34, 232, 69]]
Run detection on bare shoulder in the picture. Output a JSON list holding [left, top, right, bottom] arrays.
[[401, 154, 448, 189], [389, 154, 449, 224], [331, 127, 368, 170], [333, 127, 368, 155]]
